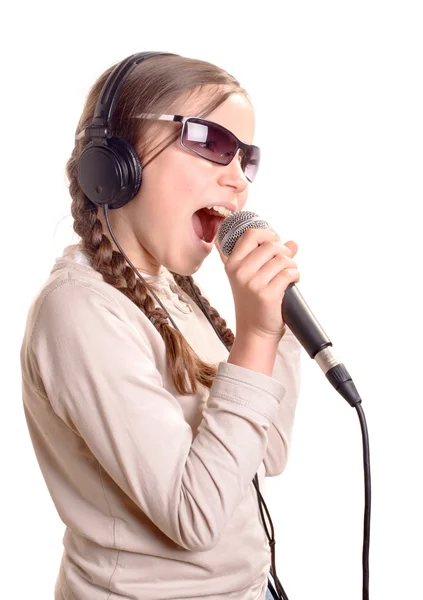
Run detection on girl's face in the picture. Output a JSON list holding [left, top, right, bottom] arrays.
[[111, 91, 256, 276]]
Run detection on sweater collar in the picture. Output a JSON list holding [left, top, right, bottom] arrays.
[[55, 244, 193, 314]]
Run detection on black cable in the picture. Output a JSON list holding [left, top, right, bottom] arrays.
[[103, 205, 180, 331], [355, 403, 371, 600], [252, 475, 290, 600]]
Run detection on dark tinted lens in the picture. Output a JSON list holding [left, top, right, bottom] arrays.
[[243, 145, 261, 182], [183, 119, 238, 165]]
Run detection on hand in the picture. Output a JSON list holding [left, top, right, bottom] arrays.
[[216, 228, 299, 343]]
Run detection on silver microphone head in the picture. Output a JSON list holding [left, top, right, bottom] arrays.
[[217, 211, 270, 256]]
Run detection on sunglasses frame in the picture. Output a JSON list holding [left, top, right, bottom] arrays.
[[136, 113, 260, 182]]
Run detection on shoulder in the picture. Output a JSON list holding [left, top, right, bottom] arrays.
[[22, 249, 158, 352], [30, 263, 127, 324]]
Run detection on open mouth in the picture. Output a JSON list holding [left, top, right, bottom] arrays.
[[192, 208, 225, 243]]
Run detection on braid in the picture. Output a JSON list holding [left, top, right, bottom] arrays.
[[66, 149, 219, 396], [171, 273, 235, 349]]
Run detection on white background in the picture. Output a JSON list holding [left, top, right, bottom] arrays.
[[2, 1, 422, 599]]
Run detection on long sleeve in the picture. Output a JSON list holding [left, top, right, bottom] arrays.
[[26, 278, 287, 552], [263, 328, 302, 477]]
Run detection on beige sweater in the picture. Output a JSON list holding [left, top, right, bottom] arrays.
[[20, 244, 301, 600]]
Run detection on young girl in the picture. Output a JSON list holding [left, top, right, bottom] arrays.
[[21, 52, 301, 600]]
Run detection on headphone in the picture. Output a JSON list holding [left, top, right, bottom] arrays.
[[76, 52, 175, 209]]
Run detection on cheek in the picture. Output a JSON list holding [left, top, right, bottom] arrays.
[[159, 162, 211, 204], [139, 148, 216, 214]]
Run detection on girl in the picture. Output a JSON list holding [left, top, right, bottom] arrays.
[[21, 52, 301, 600]]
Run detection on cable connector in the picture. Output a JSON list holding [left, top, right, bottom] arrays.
[[326, 363, 362, 407], [315, 346, 362, 407]]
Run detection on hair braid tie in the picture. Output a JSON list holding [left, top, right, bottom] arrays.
[[148, 308, 170, 328]]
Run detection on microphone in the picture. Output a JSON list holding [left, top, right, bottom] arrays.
[[218, 211, 361, 407]]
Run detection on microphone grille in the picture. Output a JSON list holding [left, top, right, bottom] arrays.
[[218, 211, 269, 256]]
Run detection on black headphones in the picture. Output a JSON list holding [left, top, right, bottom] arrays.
[[76, 52, 175, 209]]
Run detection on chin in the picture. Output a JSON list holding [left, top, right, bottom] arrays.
[[164, 257, 204, 277]]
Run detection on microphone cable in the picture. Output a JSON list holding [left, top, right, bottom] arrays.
[[356, 402, 371, 600]]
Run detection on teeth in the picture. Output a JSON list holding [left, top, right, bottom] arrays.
[[205, 205, 234, 218]]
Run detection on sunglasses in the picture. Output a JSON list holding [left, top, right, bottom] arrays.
[[136, 114, 261, 182]]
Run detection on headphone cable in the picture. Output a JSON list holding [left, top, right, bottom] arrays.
[[102, 204, 180, 330], [101, 205, 371, 599], [103, 204, 289, 599]]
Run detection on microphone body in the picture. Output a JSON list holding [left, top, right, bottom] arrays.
[[218, 211, 361, 407]]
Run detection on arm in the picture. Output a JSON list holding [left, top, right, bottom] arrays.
[[226, 325, 301, 477], [29, 281, 287, 552], [190, 274, 301, 478], [263, 327, 302, 477]]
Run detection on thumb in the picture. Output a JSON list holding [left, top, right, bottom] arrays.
[[284, 240, 298, 258]]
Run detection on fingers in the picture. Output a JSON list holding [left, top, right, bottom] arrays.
[[224, 228, 279, 264], [244, 246, 299, 290], [216, 226, 298, 266], [268, 232, 298, 258], [218, 225, 300, 342]]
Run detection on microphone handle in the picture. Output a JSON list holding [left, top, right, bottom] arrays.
[[282, 284, 361, 406], [282, 283, 332, 358]]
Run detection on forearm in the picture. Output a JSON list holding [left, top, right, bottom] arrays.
[[228, 332, 280, 377], [264, 328, 302, 476]]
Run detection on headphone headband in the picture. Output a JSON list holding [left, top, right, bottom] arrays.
[[84, 51, 175, 140]]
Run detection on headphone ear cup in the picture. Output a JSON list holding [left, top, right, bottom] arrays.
[[77, 137, 142, 209], [108, 137, 142, 208]]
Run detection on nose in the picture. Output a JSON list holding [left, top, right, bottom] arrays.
[[217, 150, 248, 193]]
